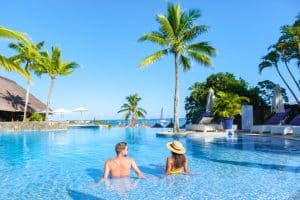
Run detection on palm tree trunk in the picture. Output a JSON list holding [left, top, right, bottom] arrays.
[[173, 53, 180, 133], [45, 77, 55, 121], [275, 65, 300, 104], [284, 60, 300, 91], [22, 82, 30, 122]]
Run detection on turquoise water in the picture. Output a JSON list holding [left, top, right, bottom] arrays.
[[100, 118, 186, 127], [0, 128, 300, 200]]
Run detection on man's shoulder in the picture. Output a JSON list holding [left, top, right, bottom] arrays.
[[106, 158, 116, 163], [124, 157, 134, 162]]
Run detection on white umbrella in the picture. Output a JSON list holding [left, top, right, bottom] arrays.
[[271, 85, 285, 113], [53, 108, 71, 120], [37, 109, 53, 115], [73, 107, 88, 120], [205, 88, 215, 114]]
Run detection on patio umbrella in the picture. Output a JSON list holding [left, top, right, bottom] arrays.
[[205, 88, 215, 115], [271, 85, 285, 113], [73, 107, 88, 120], [53, 108, 71, 120]]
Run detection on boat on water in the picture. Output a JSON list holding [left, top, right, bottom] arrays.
[[159, 107, 168, 125]]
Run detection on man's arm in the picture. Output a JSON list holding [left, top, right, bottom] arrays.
[[99, 160, 110, 182], [131, 159, 144, 178], [90, 160, 110, 186]]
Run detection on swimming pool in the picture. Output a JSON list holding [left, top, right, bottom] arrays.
[[0, 128, 299, 199]]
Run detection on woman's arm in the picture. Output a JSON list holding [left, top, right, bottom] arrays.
[[165, 157, 172, 176], [183, 156, 189, 174]]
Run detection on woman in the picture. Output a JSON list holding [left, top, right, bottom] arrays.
[[165, 140, 189, 175]]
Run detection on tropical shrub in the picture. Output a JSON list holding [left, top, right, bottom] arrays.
[[213, 92, 249, 119], [26, 112, 44, 121]]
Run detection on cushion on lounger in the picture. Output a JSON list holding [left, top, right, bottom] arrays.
[[289, 114, 300, 126], [199, 117, 213, 125], [266, 112, 286, 124]]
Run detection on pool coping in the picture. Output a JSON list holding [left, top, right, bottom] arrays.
[[156, 130, 300, 141]]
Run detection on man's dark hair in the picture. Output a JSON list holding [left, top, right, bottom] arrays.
[[115, 142, 127, 154]]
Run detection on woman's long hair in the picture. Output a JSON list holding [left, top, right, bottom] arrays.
[[172, 152, 186, 168]]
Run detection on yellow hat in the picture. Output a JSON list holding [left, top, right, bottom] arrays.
[[166, 140, 186, 154]]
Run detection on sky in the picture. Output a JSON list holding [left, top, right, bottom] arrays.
[[0, 0, 299, 120]]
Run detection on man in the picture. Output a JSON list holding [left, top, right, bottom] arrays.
[[98, 142, 144, 182]]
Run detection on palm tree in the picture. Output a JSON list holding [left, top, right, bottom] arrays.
[[35, 46, 79, 121], [118, 94, 147, 127], [273, 42, 300, 91], [9, 41, 45, 121], [259, 50, 300, 104], [279, 14, 300, 67], [0, 26, 34, 79], [138, 3, 216, 133]]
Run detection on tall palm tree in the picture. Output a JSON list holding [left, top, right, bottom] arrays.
[[259, 50, 300, 104], [273, 42, 300, 91], [279, 15, 300, 67], [0, 26, 34, 79], [9, 41, 45, 121], [138, 3, 216, 133], [35, 46, 79, 121], [118, 94, 147, 127]]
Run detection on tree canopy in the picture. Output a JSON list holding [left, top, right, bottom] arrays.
[[185, 72, 266, 123]]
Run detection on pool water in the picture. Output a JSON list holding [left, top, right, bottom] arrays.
[[0, 128, 300, 200]]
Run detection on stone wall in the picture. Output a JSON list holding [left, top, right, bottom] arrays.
[[0, 121, 69, 132]]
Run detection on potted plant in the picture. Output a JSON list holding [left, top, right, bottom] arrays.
[[213, 92, 249, 129]]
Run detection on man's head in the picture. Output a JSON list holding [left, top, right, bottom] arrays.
[[115, 142, 128, 156]]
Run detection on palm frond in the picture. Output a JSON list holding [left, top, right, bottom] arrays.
[[0, 55, 30, 79], [188, 42, 216, 56], [0, 26, 32, 47], [123, 112, 131, 120], [180, 54, 191, 71], [167, 3, 181, 35], [51, 47, 61, 69], [258, 61, 272, 74], [179, 9, 201, 34], [136, 110, 146, 118], [139, 49, 168, 67], [182, 25, 208, 42], [187, 49, 213, 67], [137, 107, 147, 114], [138, 32, 168, 46], [36, 41, 45, 50], [156, 14, 175, 39]]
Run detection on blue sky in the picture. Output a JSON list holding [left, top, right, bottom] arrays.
[[0, 0, 299, 120]]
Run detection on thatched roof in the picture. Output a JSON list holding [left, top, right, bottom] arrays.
[[0, 76, 46, 112]]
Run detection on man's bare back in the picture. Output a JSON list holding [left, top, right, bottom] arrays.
[[106, 157, 133, 177], [98, 142, 144, 182]]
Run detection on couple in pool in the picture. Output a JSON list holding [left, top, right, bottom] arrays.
[[96, 140, 189, 182]]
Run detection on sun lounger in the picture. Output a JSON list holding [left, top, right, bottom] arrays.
[[185, 115, 218, 132], [270, 114, 300, 135], [251, 110, 290, 134]]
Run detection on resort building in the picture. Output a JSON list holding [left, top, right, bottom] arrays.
[[0, 76, 47, 121]]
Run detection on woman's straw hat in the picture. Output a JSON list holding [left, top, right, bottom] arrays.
[[166, 140, 186, 154]]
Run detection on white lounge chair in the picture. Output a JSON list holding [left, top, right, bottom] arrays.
[[270, 126, 293, 135], [291, 126, 300, 136], [270, 114, 300, 135], [251, 111, 290, 134], [186, 117, 218, 132]]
